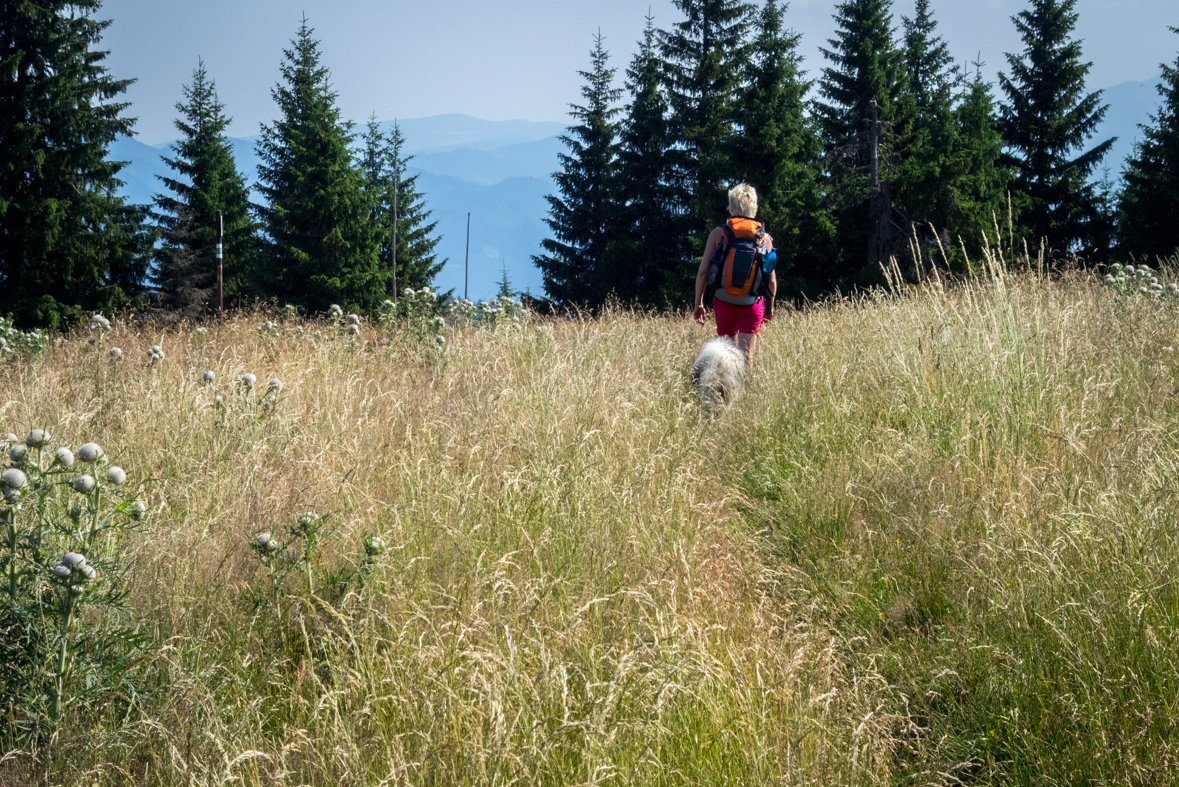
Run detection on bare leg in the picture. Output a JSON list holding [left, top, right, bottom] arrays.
[[735, 332, 758, 367]]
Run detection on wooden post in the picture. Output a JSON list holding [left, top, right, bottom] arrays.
[[464, 212, 470, 301], [391, 155, 398, 301], [869, 99, 880, 192], [216, 210, 224, 313]]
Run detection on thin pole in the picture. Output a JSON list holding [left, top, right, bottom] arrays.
[[869, 99, 880, 192], [216, 210, 224, 312], [464, 212, 470, 301], [391, 153, 398, 301]]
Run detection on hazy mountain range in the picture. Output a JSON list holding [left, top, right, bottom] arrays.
[[109, 78, 1166, 301]]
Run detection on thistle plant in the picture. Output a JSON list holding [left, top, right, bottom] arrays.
[[0, 429, 150, 734], [0, 318, 47, 363], [1103, 263, 1174, 297], [146, 344, 165, 368], [205, 370, 285, 428], [247, 511, 385, 626]]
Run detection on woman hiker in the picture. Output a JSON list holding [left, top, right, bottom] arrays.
[[693, 183, 777, 366]]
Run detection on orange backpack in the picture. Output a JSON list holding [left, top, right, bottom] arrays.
[[708, 217, 769, 302]]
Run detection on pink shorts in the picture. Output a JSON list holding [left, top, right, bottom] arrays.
[[713, 297, 764, 337]]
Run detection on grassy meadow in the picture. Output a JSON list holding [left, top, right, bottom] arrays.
[[3, 259, 1179, 785]]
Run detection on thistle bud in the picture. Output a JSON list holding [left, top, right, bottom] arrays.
[[77, 443, 103, 462], [214, 395, 223, 406], [1, 434, 16, 444], [202, 370, 216, 384], [347, 314, 360, 325], [131, 500, 147, 520], [55, 447, 74, 467], [347, 324, 360, 336], [239, 373, 256, 388], [267, 378, 283, 393], [3, 488, 20, 503], [79, 563, 96, 581], [9, 444, 27, 463], [62, 552, 86, 568], [107, 466, 126, 486], [53, 564, 71, 578], [69, 584, 85, 596], [110, 347, 123, 360], [26, 429, 49, 447], [74, 475, 95, 494], [256, 532, 271, 547], [2, 468, 27, 489]]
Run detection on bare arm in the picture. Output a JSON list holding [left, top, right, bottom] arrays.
[[693, 227, 726, 325]]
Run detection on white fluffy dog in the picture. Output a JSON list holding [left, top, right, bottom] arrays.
[[692, 336, 746, 409]]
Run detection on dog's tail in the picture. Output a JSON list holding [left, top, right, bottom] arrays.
[[693, 336, 746, 408]]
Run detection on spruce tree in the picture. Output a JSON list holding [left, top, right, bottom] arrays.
[[1117, 29, 1179, 262], [602, 14, 679, 305], [152, 59, 257, 315], [254, 19, 384, 313], [660, 0, 754, 260], [815, 0, 907, 157], [731, 0, 834, 297], [998, 0, 1114, 254], [813, 0, 907, 286], [360, 119, 445, 293], [892, 4, 1010, 264], [534, 33, 621, 306], [0, 0, 151, 328], [900, 0, 952, 115]]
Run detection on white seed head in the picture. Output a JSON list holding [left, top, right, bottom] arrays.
[[1105, 274, 1115, 283], [55, 447, 74, 467], [109, 347, 122, 360], [74, 475, 95, 493], [347, 324, 360, 336], [62, 552, 86, 568], [347, 313, 360, 325], [9, 444, 27, 463], [196, 326, 207, 334], [2, 468, 27, 489], [106, 466, 126, 485], [239, 373, 256, 387], [77, 443, 103, 462], [267, 378, 283, 393], [202, 370, 216, 384], [434, 317, 445, 326], [53, 564, 71, 578], [329, 304, 343, 316], [382, 299, 394, 309], [256, 532, 271, 547], [214, 395, 223, 406]]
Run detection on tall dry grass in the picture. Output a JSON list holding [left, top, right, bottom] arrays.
[[739, 260, 1179, 783], [0, 310, 884, 785]]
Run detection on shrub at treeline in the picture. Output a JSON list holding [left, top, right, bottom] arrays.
[[2, 1, 1179, 328]]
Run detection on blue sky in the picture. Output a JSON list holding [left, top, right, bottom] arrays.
[[101, 0, 1179, 144]]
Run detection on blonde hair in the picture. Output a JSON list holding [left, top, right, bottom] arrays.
[[727, 183, 757, 218]]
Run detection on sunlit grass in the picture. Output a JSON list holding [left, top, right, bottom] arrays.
[[0, 308, 879, 786]]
